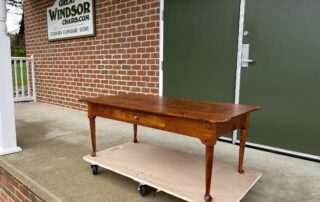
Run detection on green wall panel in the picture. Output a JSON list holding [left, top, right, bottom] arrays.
[[163, 0, 240, 103]]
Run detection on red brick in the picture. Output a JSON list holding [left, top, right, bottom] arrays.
[[24, 0, 161, 111], [0, 168, 44, 202]]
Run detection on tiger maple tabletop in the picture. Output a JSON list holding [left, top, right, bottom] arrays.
[[81, 94, 261, 202]]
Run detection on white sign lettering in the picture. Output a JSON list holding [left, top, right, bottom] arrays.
[[47, 0, 95, 41]]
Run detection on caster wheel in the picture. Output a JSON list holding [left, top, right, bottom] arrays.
[[138, 184, 149, 196], [91, 165, 99, 175]]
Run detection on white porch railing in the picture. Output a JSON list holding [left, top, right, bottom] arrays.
[[11, 55, 36, 102]]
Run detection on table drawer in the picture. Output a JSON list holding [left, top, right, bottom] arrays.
[[112, 109, 166, 128]]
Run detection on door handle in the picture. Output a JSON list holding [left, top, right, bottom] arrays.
[[241, 44, 254, 68], [242, 59, 254, 63]]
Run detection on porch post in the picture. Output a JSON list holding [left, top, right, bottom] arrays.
[[0, 0, 22, 155]]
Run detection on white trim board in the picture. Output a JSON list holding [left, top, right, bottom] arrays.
[[158, 0, 164, 96], [232, 0, 247, 143]]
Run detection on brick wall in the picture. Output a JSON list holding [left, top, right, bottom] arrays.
[[0, 167, 44, 202], [24, 0, 160, 110]]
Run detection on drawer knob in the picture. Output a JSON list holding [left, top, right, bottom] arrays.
[[134, 115, 139, 120]]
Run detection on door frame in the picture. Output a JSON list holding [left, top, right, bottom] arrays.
[[158, 0, 320, 161], [231, 0, 247, 144], [158, 0, 164, 96]]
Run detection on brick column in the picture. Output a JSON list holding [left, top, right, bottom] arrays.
[[0, 0, 21, 155]]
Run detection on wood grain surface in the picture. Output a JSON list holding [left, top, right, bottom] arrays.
[[81, 94, 261, 123]]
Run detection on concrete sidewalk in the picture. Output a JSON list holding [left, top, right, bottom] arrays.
[[0, 102, 319, 202]]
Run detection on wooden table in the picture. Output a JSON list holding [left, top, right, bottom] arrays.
[[81, 94, 261, 202]]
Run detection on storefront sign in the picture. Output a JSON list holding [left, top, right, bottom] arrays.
[[47, 0, 95, 41]]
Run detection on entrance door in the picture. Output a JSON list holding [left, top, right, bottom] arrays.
[[241, 0, 320, 156], [163, 0, 240, 102]]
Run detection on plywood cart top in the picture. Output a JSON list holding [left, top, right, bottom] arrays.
[[84, 142, 261, 202]]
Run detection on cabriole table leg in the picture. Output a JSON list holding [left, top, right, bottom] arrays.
[[89, 116, 96, 157], [238, 127, 248, 174], [204, 145, 214, 202], [133, 124, 138, 143]]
